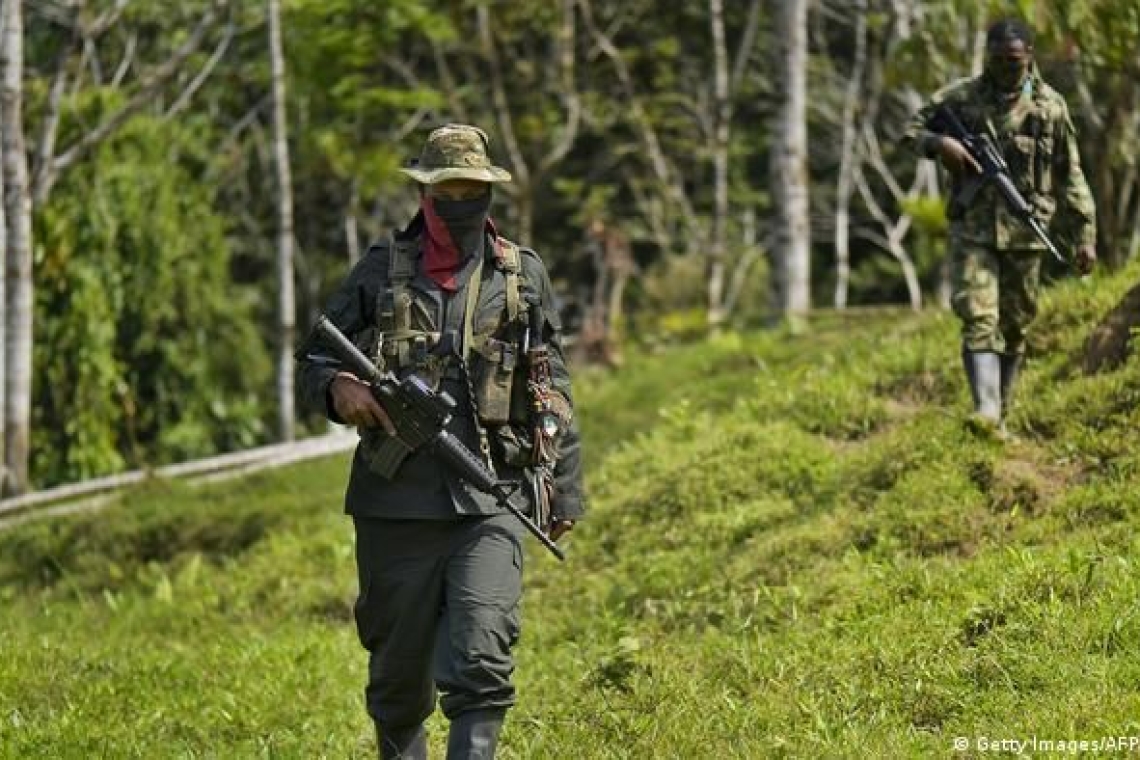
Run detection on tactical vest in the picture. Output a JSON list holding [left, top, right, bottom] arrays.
[[359, 233, 568, 480], [374, 231, 530, 426]]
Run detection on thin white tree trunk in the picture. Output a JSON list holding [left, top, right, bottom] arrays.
[[0, 0, 6, 485], [345, 177, 361, 265], [2, 0, 32, 494], [834, 0, 867, 310], [268, 0, 295, 441], [0, 28, 5, 490], [476, 0, 579, 247], [707, 0, 730, 328], [770, 0, 811, 316], [853, 162, 923, 311]]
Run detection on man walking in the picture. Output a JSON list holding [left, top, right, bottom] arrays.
[[906, 18, 1097, 435], [296, 123, 585, 758]]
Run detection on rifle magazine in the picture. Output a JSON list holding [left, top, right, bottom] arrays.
[[359, 430, 415, 480]]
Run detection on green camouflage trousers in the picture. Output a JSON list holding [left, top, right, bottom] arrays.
[[949, 234, 1042, 355]]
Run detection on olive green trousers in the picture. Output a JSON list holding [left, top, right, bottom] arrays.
[[352, 513, 525, 737]]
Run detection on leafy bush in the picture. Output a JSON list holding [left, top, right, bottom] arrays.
[[33, 115, 271, 486]]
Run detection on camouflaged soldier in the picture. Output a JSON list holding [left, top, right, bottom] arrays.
[[905, 19, 1097, 435], [295, 124, 585, 759]]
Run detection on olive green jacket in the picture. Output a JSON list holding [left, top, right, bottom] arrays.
[[295, 214, 586, 522], [905, 68, 1097, 252]]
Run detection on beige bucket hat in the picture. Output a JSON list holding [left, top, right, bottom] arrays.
[[398, 123, 513, 184]]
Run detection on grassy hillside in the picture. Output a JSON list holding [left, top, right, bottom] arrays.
[[2, 261, 1140, 758]]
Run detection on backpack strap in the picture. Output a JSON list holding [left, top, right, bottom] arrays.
[[381, 232, 424, 368], [494, 236, 523, 322], [388, 231, 418, 283]]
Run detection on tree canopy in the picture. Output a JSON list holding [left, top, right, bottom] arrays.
[[2, 0, 1138, 489]]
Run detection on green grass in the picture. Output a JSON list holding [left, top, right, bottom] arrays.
[[3, 262, 1140, 758]]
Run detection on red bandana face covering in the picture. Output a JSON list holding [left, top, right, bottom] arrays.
[[421, 195, 497, 291]]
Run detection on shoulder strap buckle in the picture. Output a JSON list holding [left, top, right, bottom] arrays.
[[494, 236, 523, 321]]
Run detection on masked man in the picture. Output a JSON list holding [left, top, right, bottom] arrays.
[[296, 124, 585, 758], [905, 18, 1097, 435]]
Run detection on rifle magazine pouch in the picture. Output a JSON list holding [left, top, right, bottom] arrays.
[[359, 429, 414, 480], [490, 424, 532, 468], [473, 337, 516, 425]]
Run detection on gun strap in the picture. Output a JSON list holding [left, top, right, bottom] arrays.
[[461, 254, 484, 367], [459, 254, 495, 471], [494, 236, 523, 322]]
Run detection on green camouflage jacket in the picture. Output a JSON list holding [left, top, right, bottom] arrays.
[[295, 214, 585, 522], [905, 68, 1097, 251]]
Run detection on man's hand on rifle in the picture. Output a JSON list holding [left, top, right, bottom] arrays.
[[1075, 243, 1097, 275], [549, 519, 575, 542], [331, 372, 396, 435], [936, 135, 983, 176]]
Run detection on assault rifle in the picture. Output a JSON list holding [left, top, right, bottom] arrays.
[[312, 315, 566, 561], [931, 104, 1067, 266]]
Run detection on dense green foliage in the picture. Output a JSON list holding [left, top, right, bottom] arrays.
[[2, 259, 1138, 757], [34, 117, 270, 483], [8, 2, 1140, 493]]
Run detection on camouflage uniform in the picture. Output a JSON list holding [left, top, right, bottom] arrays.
[[295, 125, 584, 759], [905, 66, 1097, 422]]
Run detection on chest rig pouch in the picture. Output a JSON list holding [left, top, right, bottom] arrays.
[[472, 237, 546, 471], [469, 237, 528, 427], [355, 234, 447, 480], [359, 233, 533, 478], [373, 234, 446, 385]]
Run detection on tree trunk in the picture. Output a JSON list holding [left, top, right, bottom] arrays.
[[0, 62, 5, 489], [345, 177, 361, 265], [834, 0, 867, 310], [2, 0, 32, 494], [514, 192, 533, 247], [268, 0, 295, 442], [770, 0, 811, 317], [706, 0, 730, 329]]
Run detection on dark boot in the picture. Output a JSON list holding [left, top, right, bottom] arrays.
[[999, 353, 1023, 415], [377, 723, 428, 760], [446, 709, 504, 760], [962, 344, 980, 410], [962, 349, 1002, 435]]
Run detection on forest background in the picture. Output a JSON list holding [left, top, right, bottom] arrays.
[[0, 0, 1137, 494]]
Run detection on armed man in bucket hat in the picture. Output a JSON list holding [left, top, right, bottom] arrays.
[[296, 123, 585, 759]]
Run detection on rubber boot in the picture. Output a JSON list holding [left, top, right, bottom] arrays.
[[999, 353, 1023, 414], [963, 348, 1003, 438], [446, 709, 504, 760], [962, 344, 980, 410], [999, 353, 1023, 438], [377, 723, 428, 760]]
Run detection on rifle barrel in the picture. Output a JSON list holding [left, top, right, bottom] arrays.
[[433, 431, 565, 561], [314, 316, 383, 384]]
